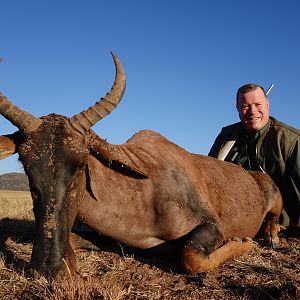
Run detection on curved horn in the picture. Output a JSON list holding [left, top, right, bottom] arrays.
[[68, 52, 126, 134], [0, 93, 42, 133]]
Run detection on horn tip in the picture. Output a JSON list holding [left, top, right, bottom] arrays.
[[110, 51, 121, 64]]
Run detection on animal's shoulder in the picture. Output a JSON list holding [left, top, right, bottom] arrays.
[[123, 130, 190, 160], [126, 130, 168, 143]]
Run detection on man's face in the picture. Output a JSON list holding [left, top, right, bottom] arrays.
[[236, 87, 270, 133]]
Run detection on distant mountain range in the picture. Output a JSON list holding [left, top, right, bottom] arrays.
[[0, 172, 30, 191]]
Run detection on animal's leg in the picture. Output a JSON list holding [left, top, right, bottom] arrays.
[[261, 215, 281, 249], [262, 202, 282, 249], [249, 171, 283, 248], [181, 224, 253, 274], [69, 232, 100, 251], [261, 186, 282, 248], [61, 240, 77, 277]]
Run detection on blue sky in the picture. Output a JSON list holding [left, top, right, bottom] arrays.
[[0, 0, 299, 174]]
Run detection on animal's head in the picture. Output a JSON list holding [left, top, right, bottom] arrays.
[[0, 53, 126, 277]]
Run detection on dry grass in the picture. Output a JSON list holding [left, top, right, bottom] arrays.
[[0, 190, 299, 299], [0, 190, 33, 220]]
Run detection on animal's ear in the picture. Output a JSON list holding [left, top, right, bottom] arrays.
[[88, 131, 148, 179], [0, 133, 19, 160]]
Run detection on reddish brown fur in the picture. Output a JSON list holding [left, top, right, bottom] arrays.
[[0, 125, 283, 277]]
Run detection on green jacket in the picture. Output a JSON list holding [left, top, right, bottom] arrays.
[[209, 116, 300, 227]]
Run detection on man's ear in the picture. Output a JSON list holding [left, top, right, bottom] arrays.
[[267, 98, 270, 110], [0, 133, 19, 160]]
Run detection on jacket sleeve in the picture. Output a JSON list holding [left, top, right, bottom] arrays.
[[208, 123, 243, 158], [208, 128, 226, 158], [287, 137, 300, 192]]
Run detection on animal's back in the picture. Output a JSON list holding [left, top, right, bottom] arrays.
[[123, 129, 196, 171]]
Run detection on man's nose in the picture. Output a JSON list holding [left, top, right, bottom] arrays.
[[248, 104, 258, 113]]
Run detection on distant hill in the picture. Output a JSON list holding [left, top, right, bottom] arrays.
[[0, 172, 30, 191]]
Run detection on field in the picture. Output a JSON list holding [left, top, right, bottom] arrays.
[[0, 190, 299, 299]]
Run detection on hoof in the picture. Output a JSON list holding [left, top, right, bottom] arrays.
[[242, 237, 252, 242], [271, 237, 280, 249], [264, 236, 280, 249]]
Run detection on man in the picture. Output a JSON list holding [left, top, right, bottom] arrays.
[[209, 83, 300, 229]]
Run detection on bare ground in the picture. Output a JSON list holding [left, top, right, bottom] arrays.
[[0, 191, 299, 299]]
